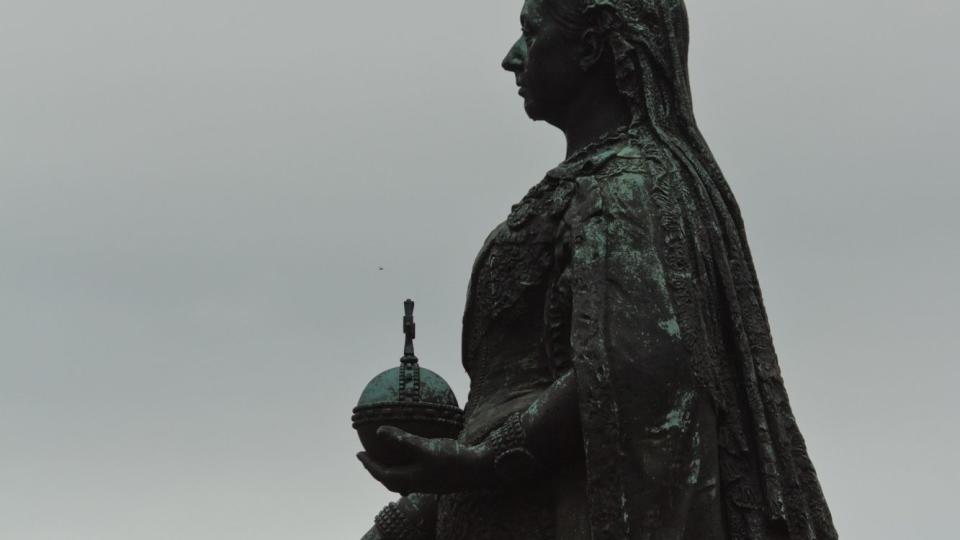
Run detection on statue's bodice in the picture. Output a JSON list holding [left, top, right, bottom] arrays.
[[459, 176, 577, 444], [435, 176, 584, 540]]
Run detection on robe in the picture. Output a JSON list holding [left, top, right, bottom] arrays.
[[434, 128, 835, 539]]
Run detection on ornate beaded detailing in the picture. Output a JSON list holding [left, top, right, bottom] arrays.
[[351, 402, 464, 429], [488, 412, 538, 483], [374, 502, 423, 540]]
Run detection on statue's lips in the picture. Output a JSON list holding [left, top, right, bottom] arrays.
[[518, 87, 528, 97]]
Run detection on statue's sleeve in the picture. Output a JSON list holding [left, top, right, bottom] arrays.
[[364, 493, 437, 540], [563, 170, 716, 539]]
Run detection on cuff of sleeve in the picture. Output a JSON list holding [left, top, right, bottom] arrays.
[[488, 411, 539, 484]]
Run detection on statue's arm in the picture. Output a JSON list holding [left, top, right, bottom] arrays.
[[514, 367, 582, 467], [357, 369, 583, 493], [361, 493, 437, 540]]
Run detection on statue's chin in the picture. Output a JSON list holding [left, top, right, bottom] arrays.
[[522, 98, 563, 126], [522, 98, 545, 121]]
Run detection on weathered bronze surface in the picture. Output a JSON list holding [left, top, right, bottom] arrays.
[[355, 0, 838, 538]]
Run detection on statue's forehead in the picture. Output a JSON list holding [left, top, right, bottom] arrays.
[[520, 0, 545, 23]]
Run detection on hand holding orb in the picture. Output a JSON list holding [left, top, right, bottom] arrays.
[[352, 300, 464, 467]]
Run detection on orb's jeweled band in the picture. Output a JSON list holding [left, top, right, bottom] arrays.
[[351, 402, 464, 429]]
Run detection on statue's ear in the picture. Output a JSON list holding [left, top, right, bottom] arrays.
[[579, 28, 605, 71]]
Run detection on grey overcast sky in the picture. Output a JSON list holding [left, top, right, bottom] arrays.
[[1, 0, 957, 538]]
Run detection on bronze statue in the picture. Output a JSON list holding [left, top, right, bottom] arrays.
[[356, 0, 838, 538]]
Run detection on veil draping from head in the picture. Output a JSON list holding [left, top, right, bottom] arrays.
[[566, 1, 838, 538]]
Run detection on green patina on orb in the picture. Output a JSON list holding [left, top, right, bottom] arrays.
[[351, 300, 463, 465]]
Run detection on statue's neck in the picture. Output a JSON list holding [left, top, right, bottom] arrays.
[[560, 82, 633, 159]]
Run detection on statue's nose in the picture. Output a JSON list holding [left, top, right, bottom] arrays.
[[502, 38, 525, 72]]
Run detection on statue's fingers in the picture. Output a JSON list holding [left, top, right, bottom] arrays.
[[356, 452, 392, 483], [356, 452, 416, 494], [377, 426, 431, 457]]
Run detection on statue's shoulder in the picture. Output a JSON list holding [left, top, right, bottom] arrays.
[[560, 137, 677, 227]]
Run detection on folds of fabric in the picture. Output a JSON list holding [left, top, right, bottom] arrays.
[[563, 146, 836, 539]]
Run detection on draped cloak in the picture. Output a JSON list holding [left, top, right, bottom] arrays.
[[556, 136, 837, 540], [550, 2, 839, 535]]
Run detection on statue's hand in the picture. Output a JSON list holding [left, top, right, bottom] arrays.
[[357, 426, 495, 495]]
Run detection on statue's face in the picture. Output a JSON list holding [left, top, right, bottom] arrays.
[[501, 0, 587, 126]]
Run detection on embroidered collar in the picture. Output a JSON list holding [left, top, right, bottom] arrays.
[[546, 128, 633, 180]]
